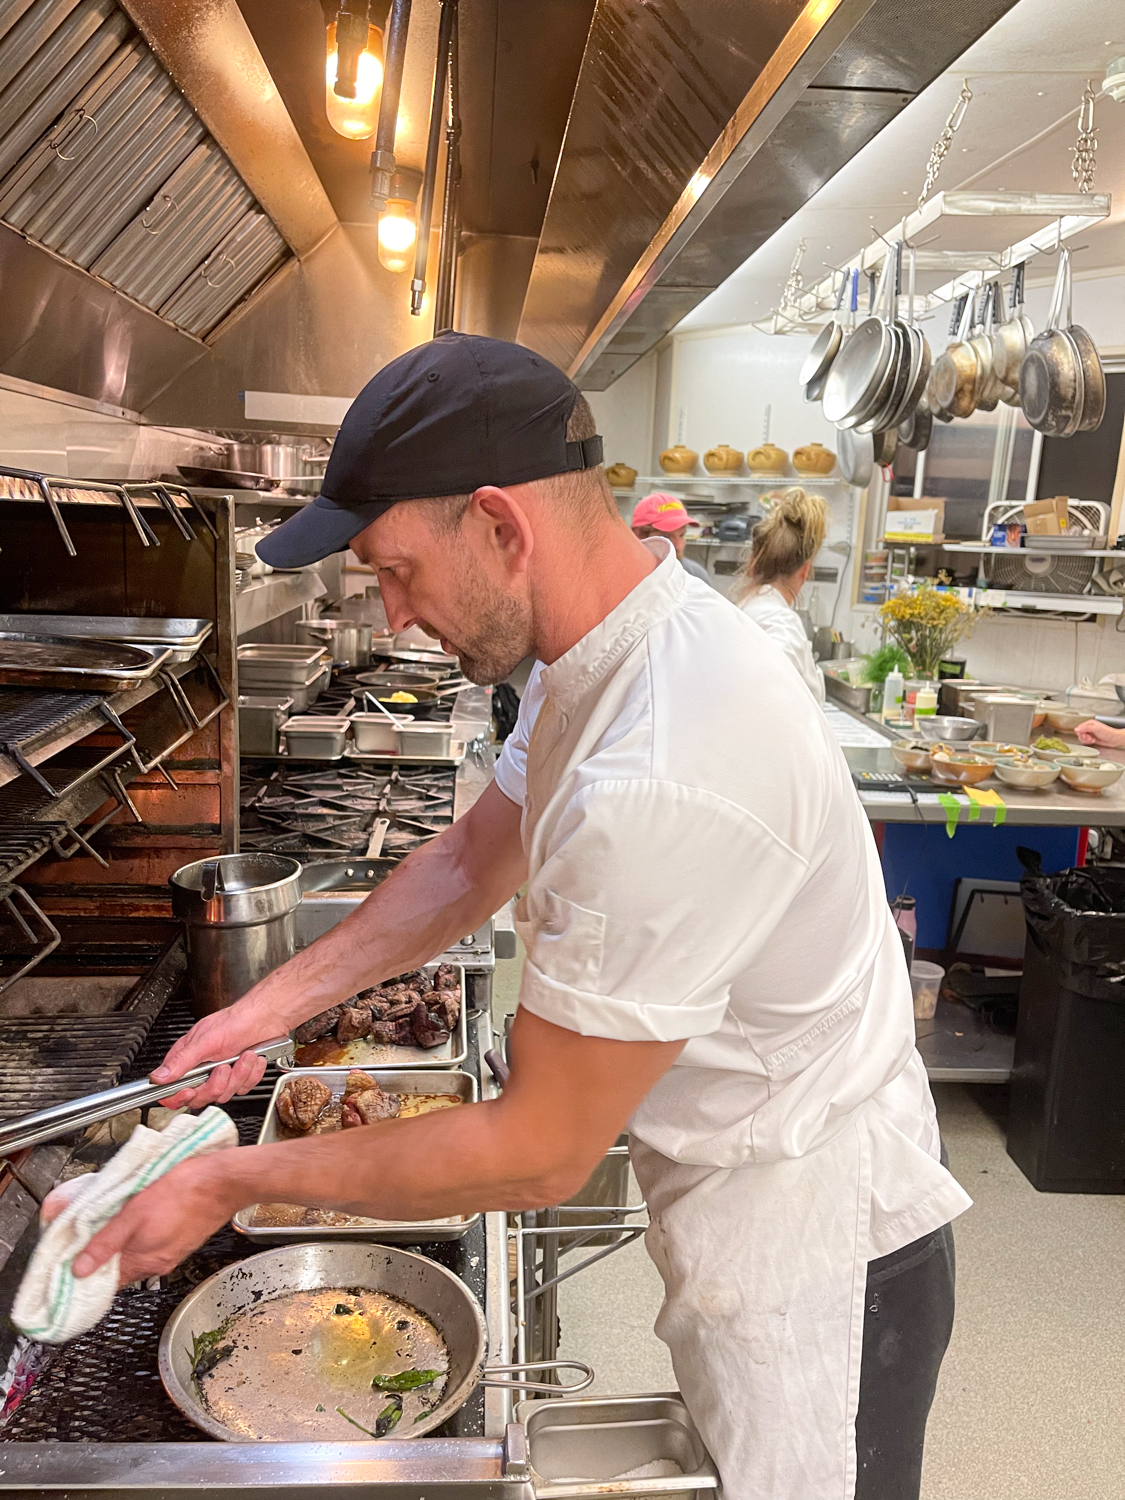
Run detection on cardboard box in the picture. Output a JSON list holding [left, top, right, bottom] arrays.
[[1024, 496, 1069, 536], [885, 497, 945, 543]]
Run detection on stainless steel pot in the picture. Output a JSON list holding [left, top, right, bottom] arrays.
[[296, 618, 373, 667], [170, 853, 303, 1017], [158, 1243, 592, 1441], [228, 443, 319, 481]]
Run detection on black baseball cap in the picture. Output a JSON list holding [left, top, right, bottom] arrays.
[[256, 332, 603, 568]]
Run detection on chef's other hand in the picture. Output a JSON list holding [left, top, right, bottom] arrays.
[[1075, 719, 1125, 748], [150, 992, 279, 1108], [70, 1158, 231, 1286]]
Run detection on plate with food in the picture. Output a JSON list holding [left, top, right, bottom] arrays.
[[283, 963, 467, 1070], [234, 1068, 479, 1242]]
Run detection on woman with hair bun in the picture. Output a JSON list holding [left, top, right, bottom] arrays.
[[733, 488, 829, 702]]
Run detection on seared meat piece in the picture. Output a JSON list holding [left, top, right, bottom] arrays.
[[370, 989, 421, 1021], [411, 1001, 450, 1050], [293, 1006, 343, 1045], [341, 1082, 400, 1129], [371, 1016, 415, 1046], [335, 1004, 373, 1044], [277, 1076, 333, 1132], [344, 1069, 379, 1096], [434, 989, 460, 1029], [434, 964, 459, 991]]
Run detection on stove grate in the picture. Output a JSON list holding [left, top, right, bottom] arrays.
[[0, 1014, 158, 1121], [0, 689, 106, 752]]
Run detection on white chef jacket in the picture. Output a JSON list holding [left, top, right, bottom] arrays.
[[495, 538, 970, 1500], [739, 583, 825, 702]]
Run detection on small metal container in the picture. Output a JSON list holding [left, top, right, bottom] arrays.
[[238, 694, 293, 755], [396, 722, 453, 756], [914, 715, 983, 743], [233, 1068, 480, 1243], [517, 1394, 719, 1500], [973, 695, 1036, 746], [351, 711, 403, 753], [296, 618, 373, 667], [170, 853, 303, 1018], [280, 715, 351, 759]]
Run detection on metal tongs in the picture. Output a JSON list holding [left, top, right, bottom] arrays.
[[0, 1036, 294, 1157]]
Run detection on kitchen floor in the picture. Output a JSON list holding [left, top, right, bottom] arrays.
[[494, 952, 1125, 1498]]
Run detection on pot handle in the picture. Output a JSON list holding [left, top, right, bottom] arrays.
[[478, 1359, 595, 1392]]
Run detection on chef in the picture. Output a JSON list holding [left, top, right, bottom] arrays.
[[64, 334, 970, 1500], [630, 492, 714, 586]]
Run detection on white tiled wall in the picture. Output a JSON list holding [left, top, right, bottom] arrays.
[[0, 385, 225, 480]]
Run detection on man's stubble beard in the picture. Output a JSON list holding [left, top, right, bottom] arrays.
[[446, 565, 534, 686]]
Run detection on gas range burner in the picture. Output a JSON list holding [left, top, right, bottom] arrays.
[[239, 762, 454, 863]]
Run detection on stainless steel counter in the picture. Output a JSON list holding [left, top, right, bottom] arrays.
[[826, 701, 1125, 827]]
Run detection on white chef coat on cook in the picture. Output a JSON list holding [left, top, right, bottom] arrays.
[[739, 583, 825, 702], [494, 538, 970, 1500]]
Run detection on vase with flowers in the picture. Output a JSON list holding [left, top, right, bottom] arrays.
[[878, 582, 977, 682]]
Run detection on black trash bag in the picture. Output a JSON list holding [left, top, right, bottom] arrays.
[[1008, 849, 1125, 1192]]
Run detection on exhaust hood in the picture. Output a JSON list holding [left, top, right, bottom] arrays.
[[517, 0, 1023, 389], [0, 0, 290, 341]]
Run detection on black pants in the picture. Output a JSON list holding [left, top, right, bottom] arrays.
[[854, 1221, 956, 1500]]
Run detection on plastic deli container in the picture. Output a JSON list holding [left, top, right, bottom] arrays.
[[910, 960, 944, 1021]]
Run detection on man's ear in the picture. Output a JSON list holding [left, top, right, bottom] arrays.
[[470, 486, 534, 575]]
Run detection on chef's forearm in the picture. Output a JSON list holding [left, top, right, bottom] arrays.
[[203, 1098, 583, 1221], [251, 781, 526, 1024]]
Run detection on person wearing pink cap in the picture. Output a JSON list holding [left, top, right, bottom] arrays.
[[631, 493, 713, 586]]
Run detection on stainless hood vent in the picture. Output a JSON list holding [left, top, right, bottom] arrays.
[[0, 0, 289, 340]]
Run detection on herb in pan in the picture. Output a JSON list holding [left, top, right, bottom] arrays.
[[371, 1369, 441, 1392], [190, 1324, 234, 1380], [336, 1397, 403, 1438]]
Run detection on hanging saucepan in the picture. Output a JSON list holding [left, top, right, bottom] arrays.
[[873, 244, 931, 435], [1020, 249, 1085, 438], [159, 1242, 592, 1442], [837, 427, 875, 487], [931, 293, 979, 419], [801, 271, 849, 401], [990, 262, 1033, 404]]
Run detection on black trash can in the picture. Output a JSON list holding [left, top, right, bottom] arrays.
[[1008, 856, 1125, 1193]]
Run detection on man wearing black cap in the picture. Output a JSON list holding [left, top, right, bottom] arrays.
[[65, 334, 967, 1500]]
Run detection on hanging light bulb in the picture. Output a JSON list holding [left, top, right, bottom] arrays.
[[325, 9, 383, 140], [378, 168, 421, 273]]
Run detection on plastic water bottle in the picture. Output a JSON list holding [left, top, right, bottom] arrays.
[[883, 668, 905, 722]]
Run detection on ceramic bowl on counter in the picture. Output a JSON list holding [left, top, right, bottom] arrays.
[[971, 742, 1028, 762], [993, 757, 1062, 790], [1043, 706, 1089, 734], [915, 715, 983, 744], [1033, 740, 1098, 763], [929, 749, 996, 786], [891, 741, 932, 774], [1058, 760, 1124, 795]]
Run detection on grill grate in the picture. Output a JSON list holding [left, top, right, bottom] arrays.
[[0, 823, 69, 880], [0, 1014, 154, 1120], [0, 689, 106, 753]]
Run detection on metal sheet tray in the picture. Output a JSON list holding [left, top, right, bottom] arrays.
[[345, 741, 466, 767], [0, 615, 212, 664], [232, 1067, 479, 1243], [281, 962, 468, 1070], [0, 635, 174, 691]]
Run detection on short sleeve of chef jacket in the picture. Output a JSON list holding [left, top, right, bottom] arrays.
[[493, 663, 545, 807], [516, 776, 810, 1045]]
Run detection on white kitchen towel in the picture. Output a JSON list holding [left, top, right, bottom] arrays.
[[12, 1106, 237, 1344]]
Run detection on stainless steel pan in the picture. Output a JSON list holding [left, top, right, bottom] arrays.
[[0, 634, 173, 691], [800, 271, 848, 393], [1020, 250, 1084, 437], [158, 1242, 592, 1441], [990, 263, 1033, 398], [931, 293, 979, 419]]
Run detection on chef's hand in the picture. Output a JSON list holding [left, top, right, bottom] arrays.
[[1075, 719, 1125, 748], [150, 990, 282, 1108], [66, 1157, 234, 1286]]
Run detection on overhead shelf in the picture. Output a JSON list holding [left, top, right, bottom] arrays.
[[941, 543, 1123, 557], [235, 572, 326, 637], [617, 474, 852, 488]]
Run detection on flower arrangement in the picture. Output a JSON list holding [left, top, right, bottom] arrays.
[[878, 582, 976, 680]]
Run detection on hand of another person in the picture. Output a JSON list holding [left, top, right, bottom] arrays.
[[1074, 719, 1125, 748]]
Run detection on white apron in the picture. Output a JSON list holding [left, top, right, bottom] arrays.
[[631, 1121, 873, 1500]]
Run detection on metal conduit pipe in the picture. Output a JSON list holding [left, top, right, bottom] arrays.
[[432, 9, 461, 332], [410, 0, 456, 317], [369, 0, 412, 210]]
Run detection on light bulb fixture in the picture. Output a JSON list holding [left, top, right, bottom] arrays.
[[1106, 56, 1125, 103], [378, 167, 421, 273], [325, 4, 383, 140]]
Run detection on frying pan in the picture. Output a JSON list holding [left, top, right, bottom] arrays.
[[158, 1242, 592, 1441], [1020, 250, 1084, 437], [837, 428, 874, 487], [971, 284, 1003, 413], [991, 263, 1033, 395], [178, 465, 273, 490], [822, 255, 895, 428], [1069, 322, 1106, 432], [800, 272, 849, 393], [899, 404, 933, 451], [931, 294, 979, 419]]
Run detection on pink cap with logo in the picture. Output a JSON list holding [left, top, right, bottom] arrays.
[[630, 493, 696, 532]]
